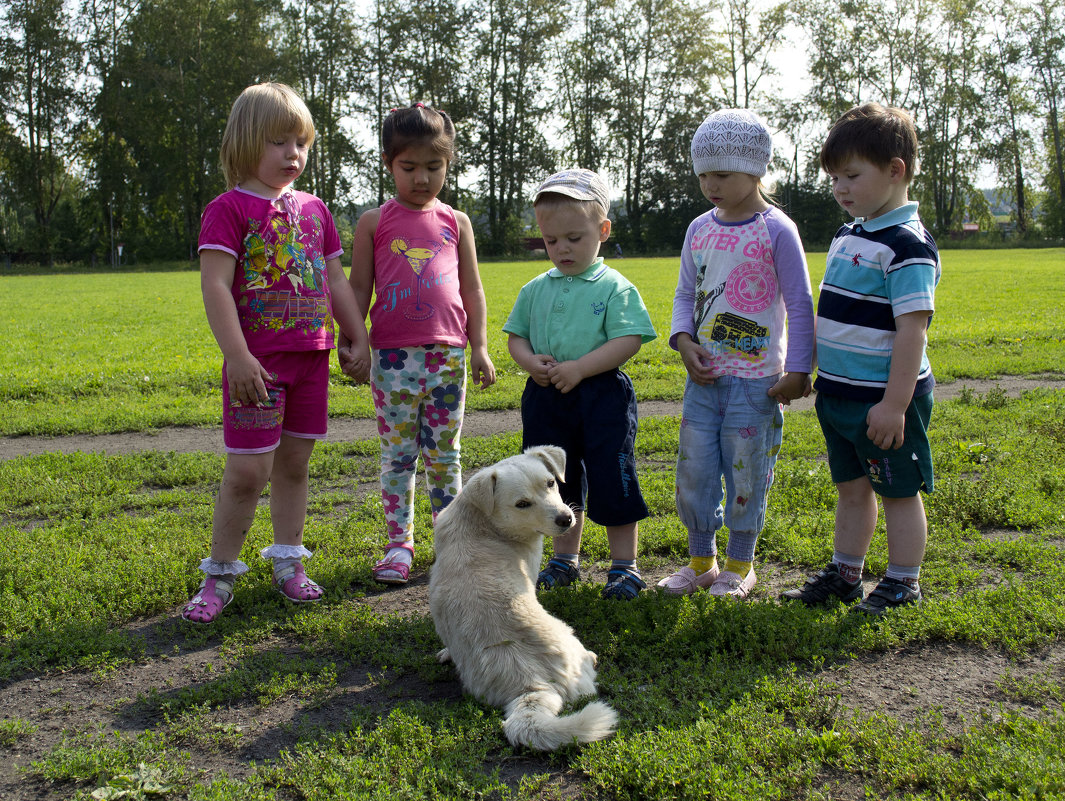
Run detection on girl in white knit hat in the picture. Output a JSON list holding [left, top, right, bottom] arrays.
[[658, 109, 815, 599]]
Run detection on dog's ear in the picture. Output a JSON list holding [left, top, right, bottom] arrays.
[[525, 445, 566, 482], [460, 467, 496, 516]]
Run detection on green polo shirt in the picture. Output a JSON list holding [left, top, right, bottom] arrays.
[[503, 259, 656, 363]]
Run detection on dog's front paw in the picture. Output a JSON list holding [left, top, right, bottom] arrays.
[[437, 647, 451, 664]]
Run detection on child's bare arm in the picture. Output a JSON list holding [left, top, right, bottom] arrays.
[[328, 257, 370, 383], [866, 311, 931, 449], [508, 334, 556, 387], [200, 249, 271, 405], [337, 210, 377, 371], [456, 211, 496, 388], [548, 335, 641, 394]]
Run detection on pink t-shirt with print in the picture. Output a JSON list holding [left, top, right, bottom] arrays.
[[198, 187, 343, 356]]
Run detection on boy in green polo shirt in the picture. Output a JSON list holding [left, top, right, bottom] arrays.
[[504, 168, 657, 599]]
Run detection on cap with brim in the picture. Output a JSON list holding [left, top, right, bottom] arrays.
[[533, 168, 611, 215]]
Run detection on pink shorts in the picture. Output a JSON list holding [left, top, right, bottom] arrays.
[[222, 349, 330, 454]]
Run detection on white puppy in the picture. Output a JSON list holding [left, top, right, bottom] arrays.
[[429, 445, 618, 751]]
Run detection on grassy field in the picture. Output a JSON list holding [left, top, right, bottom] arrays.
[[1, 250, 1065, 799], [1, 249, 1063, 437]]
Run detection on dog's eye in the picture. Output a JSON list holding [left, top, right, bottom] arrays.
[[515, 500, 531, 508], [546, 479, 555, 488]]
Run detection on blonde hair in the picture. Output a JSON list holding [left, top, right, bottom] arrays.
[[533, 193, 609, 224], [219, 83, 316, 190]]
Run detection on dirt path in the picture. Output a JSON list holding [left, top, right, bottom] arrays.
[[4, 376, 1063, 459]]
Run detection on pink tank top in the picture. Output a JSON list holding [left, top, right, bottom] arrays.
[[367, 199, 468, 349]]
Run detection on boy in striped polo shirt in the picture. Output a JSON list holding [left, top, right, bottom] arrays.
[[781, 103, 942, 616]]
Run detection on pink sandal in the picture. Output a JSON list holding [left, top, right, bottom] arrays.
[[373, 543, 414, 585], [656, 565, 720, 596], [181, 576, 234, 624], [274, 563, 324, 603]]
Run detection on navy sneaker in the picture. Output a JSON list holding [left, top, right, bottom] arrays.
[[853, 576, 922, 616], [536, 558, 580, 590], [602, 568, 646, 600], [780, 563, 864, 606]]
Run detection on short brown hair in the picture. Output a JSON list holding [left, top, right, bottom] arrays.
[[820, 103, 918, 183], [381, 103, 456, 165], [219, 83, 315, 190]]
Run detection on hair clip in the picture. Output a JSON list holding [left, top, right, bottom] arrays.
[[388, 108, 398, 114], [415, 101, 426, 108]]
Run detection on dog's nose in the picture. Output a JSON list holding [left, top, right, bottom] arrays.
[[555, 511, 573, 529]]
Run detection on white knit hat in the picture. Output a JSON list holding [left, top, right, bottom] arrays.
[[690, 109, 773, 177], [533, 168, 611, 216]]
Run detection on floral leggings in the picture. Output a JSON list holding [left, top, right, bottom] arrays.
[[371, 345, 466, 550]]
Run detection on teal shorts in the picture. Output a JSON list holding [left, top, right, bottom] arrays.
[[815, 391, 934, 497]]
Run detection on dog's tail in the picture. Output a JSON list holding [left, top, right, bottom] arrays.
[[502, 690, 618, 751]]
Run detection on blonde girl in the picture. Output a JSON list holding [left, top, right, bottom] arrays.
[[183, 82, 370, 623], [658, 109, 815, 599]]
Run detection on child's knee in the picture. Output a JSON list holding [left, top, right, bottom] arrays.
[[222, 456, 271, 495]]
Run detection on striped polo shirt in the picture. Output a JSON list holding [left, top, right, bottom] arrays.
[[814, 202, 941, 401]]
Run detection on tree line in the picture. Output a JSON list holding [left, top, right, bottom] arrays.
[[1, 0, 1062, 265]]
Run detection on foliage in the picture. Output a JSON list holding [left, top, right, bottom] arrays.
[[2, 0, 1063, 263]]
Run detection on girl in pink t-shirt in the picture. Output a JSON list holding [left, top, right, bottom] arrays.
[[183, 83, 370, 624], [338, 103, 496, 585]]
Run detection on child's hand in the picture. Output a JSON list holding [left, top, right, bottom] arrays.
[[339, 343, 371, 384], [226, 352, 273, 406], [470, 349, 496, 389], [768, 372, 811, 405], [548, 360, 583, 394], [678, 339, 719, 385], [866, 401, 906, 450], [527, 354, 557, 387]]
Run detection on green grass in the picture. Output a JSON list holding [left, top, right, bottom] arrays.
[[2, 251, 1065, 799], [2, 389, 1065, 797], [2, 249, 1062, 436]]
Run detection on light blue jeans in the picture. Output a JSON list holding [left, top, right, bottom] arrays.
[[675, 374, 784, 562]]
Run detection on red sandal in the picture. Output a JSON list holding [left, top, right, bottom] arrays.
[[181, 576, 235, 624], [373, 543, 414, 585]]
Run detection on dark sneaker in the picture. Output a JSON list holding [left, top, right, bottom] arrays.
[[780, 563, 864, 607], [537, 558, 580, 590], [853, 577, 921, 616], [602, 568, 646, 600]]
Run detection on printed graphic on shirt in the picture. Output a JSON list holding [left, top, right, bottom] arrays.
[[695, 260, 777, 366], [693, 279, 725, 333], [725, 260, 776, 314], [709, 312, 770, 361], [238, 211, 331, 335], [384, 228, 455, 321], [688, 213, 785, 378]]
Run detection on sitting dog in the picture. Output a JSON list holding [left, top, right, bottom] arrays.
[[429, 445, 618, 751]]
